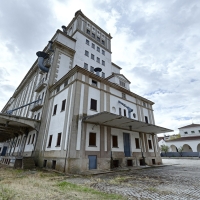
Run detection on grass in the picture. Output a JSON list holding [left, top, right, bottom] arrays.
[[109, 176, 129, 185]]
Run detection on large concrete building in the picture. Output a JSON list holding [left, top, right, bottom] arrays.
[[0, 10, 172, 172]]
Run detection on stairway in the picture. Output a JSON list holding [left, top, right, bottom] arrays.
[[22, 157, 35, 169]]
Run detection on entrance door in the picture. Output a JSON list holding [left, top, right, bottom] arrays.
[[1, 146, 7, 156], [88, 155, 97, 170], [123, 133, 131, 157]]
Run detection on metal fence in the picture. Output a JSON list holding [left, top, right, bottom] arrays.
[[161, 152, 200, 157]]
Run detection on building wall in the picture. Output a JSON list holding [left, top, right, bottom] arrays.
[[180, 126, 200, 137]]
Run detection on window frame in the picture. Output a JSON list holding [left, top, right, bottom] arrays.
[[91, 54, 94, 60], [48, 135, 53, 148], [102, 60, 105, 66], [90, 98, 97, 111], [53, 104, 57, 115], [61, 99, 66, 112], [84, 63, 88, 70], [85, 50, 89, 57], [135, 138, 140, 149], [56, 133, 62, 147], [86, 39, 89, 45], [112, 135, 118, 148], [89, 132, 96, 146], [148, 140, 152, 149], [97, 46, 100, 52], [96, 57, 100, 63]]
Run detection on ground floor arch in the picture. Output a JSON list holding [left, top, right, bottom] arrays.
[[170, 145, 178, 152], [183, 144, 193, 152]]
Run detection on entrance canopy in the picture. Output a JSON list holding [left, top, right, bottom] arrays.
[[0, 113, 40, 142], [83, 112, 173, 134]]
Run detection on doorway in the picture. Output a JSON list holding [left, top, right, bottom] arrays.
[[88, 155, 97, 170], [123, 133, 131, 157]]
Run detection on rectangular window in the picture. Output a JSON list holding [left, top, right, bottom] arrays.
[[84, 63, 88, 70], [199, 130, 200, 133], [145, 116, 148, 123], [97, 46, 100, 52], [124, 109, 126, 117], [53, 104, 57, 115], [96, 57, 100, 63], [87, 29, 90, 34], [56, 86, 60, 93], [64, 79, 68, 87], [89, 132, 96, 146], [61, 99, 66, 111], [143, 102, 146, 107], [92, 43, 95, 49], [31, 134, 35, 144], [92, 33, 95, 38], [48, 135, 53, 147], [102, 72, 105, 78], [148, 140, 152, 149], [27, 135, 31, 144], [135, 138, 140, 149], [86, 39, 89, 45], [102, 60, 105, 66], [122, 93, 126, 99], [85, 50, 89, 57], [119, 108, 122, 115], [97, 37, 100, 42], [184, 132, 188, 134], [90, 99, 97, 110], [120, 81, 126, 87], [191, 131, 195, 134], [90, 66, 94, 73], [37, 112, 40, 120], [102, 50, 105, 55], [56, 133, 61, 146], [102, 40, 105, 45], [92, 80, 97, 87], [112, 135, 118, 147], [91, 54, 94, 60]]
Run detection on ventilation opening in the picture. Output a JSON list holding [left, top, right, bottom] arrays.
[[113, 160, 119, 168], [152, 159, 156, 165], [140, 159, 145, 166], [43, 160, 47, 168], [127, 160, 132, 166], [52, 160, 56, 169]]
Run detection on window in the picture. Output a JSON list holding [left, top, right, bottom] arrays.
[[87, 29, 90, 34], [34, 115, 36, 119], [102, 40, 105, 45], [90, 66, 94, 73], [85, 50, 89, 57], [84, 63, 88, 70], [31, 134, 35, 144], [133, 113, 136, 118], [91, 54, 94, 60], [96, 57, 100, 63], [97, 37, 100, 42], [53, 104, 57, 115], [102, 60, 105, 66], [124, 109, 126, 117], [102, 50, 105, 55], [102, 72, 105, 78], [92, 33, 95, 38], [86, 39, 89, 45], [61, 99, 66, 111], [92, 80, 97, 87], [90, 99, 97, 110], [56, 133, 61, 146], [17, 139, 20, 147], [119, 108, 122, 115], [184, 132, 188, 134], [97, 46, 100, 52], [145, 116, 148, 124], [89, 132, 96, 146], [112, 135, 118, 147], [122, 93, 126, 99], [148, 140, 152, 149], [143, 102, 146, 107], [120, 80, 125, 87], [37, 112, 40, 120], [191, 131, 195, 134], [48, 135, 53, 147], [92, 43, 95, 49], [27, 135, 31, 144], [56, 86, 60, 93], [199, 130, 200, 133], [135, 138, 140, 149], [64, 79, 68, 87]]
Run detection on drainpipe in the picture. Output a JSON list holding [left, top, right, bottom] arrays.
[[118, 100, 133, 118]]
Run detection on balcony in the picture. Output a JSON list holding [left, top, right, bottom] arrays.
[[35, 79, 47, 93], [29, 100, 43, 112]]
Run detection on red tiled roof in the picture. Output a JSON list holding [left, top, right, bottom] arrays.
[[178, 123, 200, 129]]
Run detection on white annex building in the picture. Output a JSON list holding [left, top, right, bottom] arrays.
[[0, 10, 172, 172]]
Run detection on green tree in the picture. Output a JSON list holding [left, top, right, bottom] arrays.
[[160, 145, 169, 156], [178, 146, 183, 157]]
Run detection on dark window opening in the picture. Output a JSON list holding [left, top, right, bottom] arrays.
[[92, 43, 95, 49], [52, 160, 56, 169], [102, 40, 105, 45], [91, 54, 94, 60], [140, 159, 145, 166], [86, 39, 89, 45], [90, 99, 97, 110], [56, 86, 60, 93], [84, 63, 88, 70], [48, 135, 53, 147], [113, 160, 119, 168], [85, 50, 89, 57], [56, 133, 62, 146], [145, 116, 148, 123], [97, 46, 100, 52], [90, 66, 94, 73], [119, 108, 122, 115], [152, 159, 156, 165], [89, 132, 96, 146], [112, 135, 118, 147], [27, 135, 31, 144], [92, 80, 97, 87], [64, 80, 68, 87], [92, 33, 95, 38], [124, 109, 126, 117], [37, 112, 40, 120], [127, 160, 132, 166], [135, 138, 140, 149], [53, 104, 57, 115], [122, 93, 126, 99], [31, 134, 35, 144], [43, 160, 47, 168], [61, 99, 66, 111], [87, 29, 90, 34], [148, 140, 152, 149], [102, 72, 105, 78], [133, 113, 136, 118], [97, 37, 100, 42]]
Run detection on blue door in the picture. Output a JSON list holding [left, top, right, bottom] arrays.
[[88, 155, 97, 170], [123, 133, 131, 157], [1, 146, 7, 156]]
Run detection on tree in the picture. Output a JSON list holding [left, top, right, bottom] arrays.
[[178, 146, 183, 157], [160, 145, 169, 156]]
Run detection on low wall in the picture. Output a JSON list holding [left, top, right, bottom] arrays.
[[161, 152, 200, 157]]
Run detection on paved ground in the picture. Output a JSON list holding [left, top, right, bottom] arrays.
[[67, 158, 200, 200]]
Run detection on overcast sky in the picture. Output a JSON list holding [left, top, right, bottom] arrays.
[[0, 0, 200, 135]]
